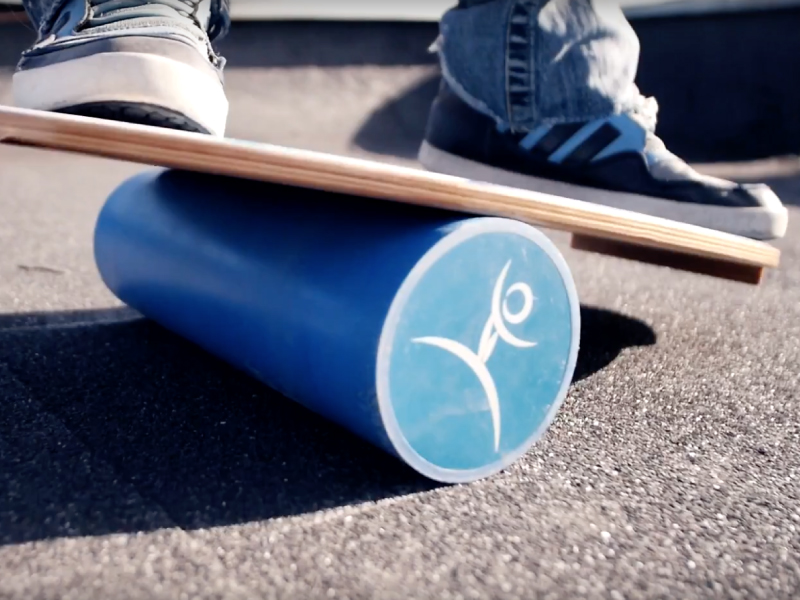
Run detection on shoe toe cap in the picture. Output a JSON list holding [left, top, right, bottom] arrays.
[[740, 183, 784, 209]]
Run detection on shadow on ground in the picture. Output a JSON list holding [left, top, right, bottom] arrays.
[[353, 73, 439, 160], [216, 21, 438, 68], [0, 20, 33, 68], [0, 304, 654, 546], [0, 20, 439, 69], [4, 11, 798, 161]]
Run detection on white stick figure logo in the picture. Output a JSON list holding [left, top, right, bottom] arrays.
[[412, 260, 536, 452]]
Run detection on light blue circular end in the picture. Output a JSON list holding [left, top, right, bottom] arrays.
[[376, 218, 580, 483]]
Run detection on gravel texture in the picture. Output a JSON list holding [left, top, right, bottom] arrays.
[[0, 18, 798, 600]]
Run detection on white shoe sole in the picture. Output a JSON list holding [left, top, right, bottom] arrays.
[[418, 141, 789, 241], [13, 51, 229, 137]]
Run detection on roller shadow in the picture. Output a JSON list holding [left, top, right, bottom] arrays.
[[0, 304, 654, 546]]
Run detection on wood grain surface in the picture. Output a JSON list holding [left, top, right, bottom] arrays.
[[0, 105, 781, 277]]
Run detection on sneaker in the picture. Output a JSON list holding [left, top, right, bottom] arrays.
[[13, 0, 229, 136], [419, 82, 788, 240]]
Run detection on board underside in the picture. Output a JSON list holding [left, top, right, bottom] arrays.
[[0, 105, 781, 284], [570, 235, 765, 284]]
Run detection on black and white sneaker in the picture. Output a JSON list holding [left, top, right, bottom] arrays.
[[419, 83, 788, 240], [13, 0, 229, 136]]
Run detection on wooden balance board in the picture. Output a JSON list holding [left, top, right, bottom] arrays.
[[0, 104, 780, 284]]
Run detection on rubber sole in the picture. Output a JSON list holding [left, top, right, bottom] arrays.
[[96, 168, 581, 483], [418, 141, 789, 241], [13, 51, 229, 136], [57, 102, 210, 135]]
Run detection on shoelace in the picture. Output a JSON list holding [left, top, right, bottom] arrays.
[[81, 0, 207, 34]]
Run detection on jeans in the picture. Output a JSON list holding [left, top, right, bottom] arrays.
[[20, 0, 644, 132]]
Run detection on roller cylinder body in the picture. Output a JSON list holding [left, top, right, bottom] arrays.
[[94, 170, 580, 482]]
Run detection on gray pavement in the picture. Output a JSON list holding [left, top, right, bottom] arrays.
[[1, 17, 799, 600]]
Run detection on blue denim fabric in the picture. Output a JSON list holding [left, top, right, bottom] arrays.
[[442, 0, 645, 131], [19, 0, 643, 132]]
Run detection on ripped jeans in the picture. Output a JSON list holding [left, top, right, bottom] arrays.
[[20, 0, 647, 133]]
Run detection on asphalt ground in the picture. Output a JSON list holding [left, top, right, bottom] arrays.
[[0, 17, 799, 600]]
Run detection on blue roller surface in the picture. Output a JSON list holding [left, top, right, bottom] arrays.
[[94, 169, 580, 482]]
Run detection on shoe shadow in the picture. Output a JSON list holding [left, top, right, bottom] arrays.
[[350, 9, 800, 164], [216, 21, 439, 68], [0, 19, 439, 71], [352, 73, 440, 160], [0, 20, 34, 69], [0, 305, 654, 546], [573, 306, 656, 382]]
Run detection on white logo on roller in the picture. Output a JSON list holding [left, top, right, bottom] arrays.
[[412, 260, 537, 452]]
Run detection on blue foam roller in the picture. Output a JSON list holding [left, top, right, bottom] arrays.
[[94, 169, 580, 483]]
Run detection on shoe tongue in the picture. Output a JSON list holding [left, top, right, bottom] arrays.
[[194, 0, 212, 30]]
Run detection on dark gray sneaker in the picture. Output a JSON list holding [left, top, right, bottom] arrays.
[[420, 82, 788, 240], [13, 0, 229, 136]]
